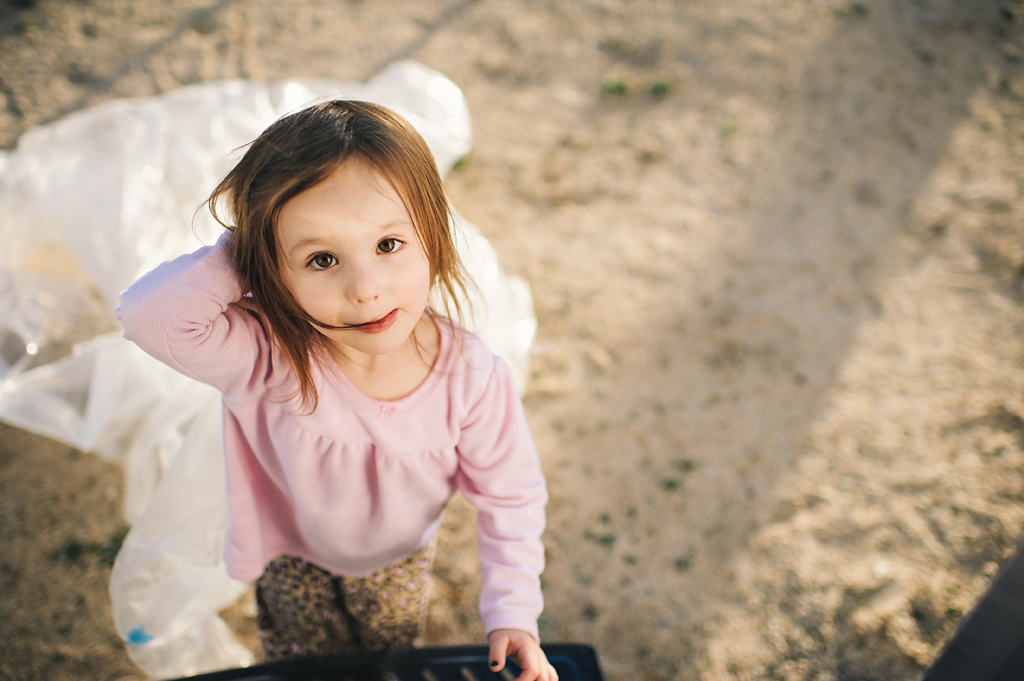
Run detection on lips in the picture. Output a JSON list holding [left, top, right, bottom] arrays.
[[353, 309, 399, 334]]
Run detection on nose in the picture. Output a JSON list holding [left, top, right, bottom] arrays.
[[342, 259, 380, 306]]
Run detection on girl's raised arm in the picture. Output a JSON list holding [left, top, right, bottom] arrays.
[[455, 355, 549, 641], [116, 231, 277, 398]]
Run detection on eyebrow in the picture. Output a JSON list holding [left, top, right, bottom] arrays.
[[288, 238, 327, 256]]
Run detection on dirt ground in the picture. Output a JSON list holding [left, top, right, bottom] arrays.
[[3, 0, 1024, 679]]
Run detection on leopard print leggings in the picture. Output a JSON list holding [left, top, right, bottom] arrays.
[[254, 539, 436, 661]]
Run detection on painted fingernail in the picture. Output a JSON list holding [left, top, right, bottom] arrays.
[[490, 661, 499, 667]]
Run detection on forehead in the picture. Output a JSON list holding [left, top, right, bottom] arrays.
[[276, 159, 413, 243]]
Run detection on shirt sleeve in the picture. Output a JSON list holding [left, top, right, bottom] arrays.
[[115, 230, 276, 398], [455, 355, 548, 640]]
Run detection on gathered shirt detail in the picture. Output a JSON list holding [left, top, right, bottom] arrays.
[[115, 232, 548, 639]]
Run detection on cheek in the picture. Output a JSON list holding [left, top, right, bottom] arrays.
[[279, 269, 303, 304], [281, 271, 325, 315], [407, 255, 432, 303], [296, 283, 336, 315]]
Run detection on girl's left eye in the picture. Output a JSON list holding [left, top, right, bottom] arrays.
[[377, 238, 402, 254], [308, 253, 337, 270]]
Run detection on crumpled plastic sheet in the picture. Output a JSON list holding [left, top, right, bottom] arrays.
[[0, 61, 537, 679]]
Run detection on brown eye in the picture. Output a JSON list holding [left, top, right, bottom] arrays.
[[378, 238, 401, 254], [309, 253, 336, 270]]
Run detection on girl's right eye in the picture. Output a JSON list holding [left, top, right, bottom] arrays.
[[308, 253, 337, 270]]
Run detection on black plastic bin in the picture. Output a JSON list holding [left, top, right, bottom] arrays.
[[168, 644, 604, 681]]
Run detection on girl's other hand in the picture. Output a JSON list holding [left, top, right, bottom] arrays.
[[487, 628, 559, 681]]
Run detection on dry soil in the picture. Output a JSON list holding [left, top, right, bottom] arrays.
[[2, 1, 1024, 680]]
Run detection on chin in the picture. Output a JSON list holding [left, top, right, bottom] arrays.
[[328, 324, 418, 357]]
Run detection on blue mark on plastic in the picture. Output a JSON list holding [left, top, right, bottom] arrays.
[[126, 626, 153, 647]]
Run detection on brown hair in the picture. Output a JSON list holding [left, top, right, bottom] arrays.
[[204, 100, 470, 412]]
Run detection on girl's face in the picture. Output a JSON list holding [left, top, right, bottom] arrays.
[[276, 159, 432, 363]]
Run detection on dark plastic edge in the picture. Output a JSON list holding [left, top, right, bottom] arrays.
[[167, 643, 605, 681]]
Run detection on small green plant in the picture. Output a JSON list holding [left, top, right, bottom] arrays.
[[648, 80, 671, 98], [54, 539, 88, 564], [101, 525, 130, 566], [601, 76, 628, 97], [584, 530, 617, 547], [51, 525, 130, 567], [671, 459, 696, 472]]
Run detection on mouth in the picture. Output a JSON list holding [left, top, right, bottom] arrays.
[[350, 309, 399, 334]]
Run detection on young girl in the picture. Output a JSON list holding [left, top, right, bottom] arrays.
[[116, 100, 557, 681]]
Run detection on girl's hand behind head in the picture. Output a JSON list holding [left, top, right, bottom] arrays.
[[487, 629, 559, 681]]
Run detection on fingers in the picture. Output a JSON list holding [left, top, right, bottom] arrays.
[[508, 642, 557, 681], [539, 659, 560, 681], [514, 658, 559, 681], [487, 629, 559, 681], [513, 657, 556, 681], [489, 630, 510, 672]]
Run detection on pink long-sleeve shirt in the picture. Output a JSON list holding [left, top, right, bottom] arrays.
[[115, 233, 548, 638]]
